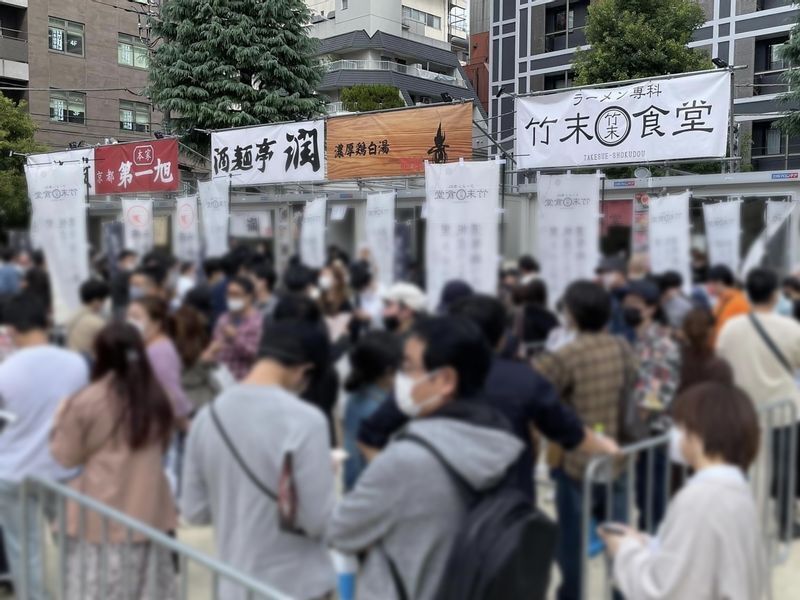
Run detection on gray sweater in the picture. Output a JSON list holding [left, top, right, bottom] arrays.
[[326, 415, 524, 600], [181, 384, 336, 600]]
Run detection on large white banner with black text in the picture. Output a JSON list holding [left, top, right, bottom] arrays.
[[536, 174, 601, 308], [365, 191, 396, 288], [211, 120, 326, 186], [703, 200, 741, 274], [516, 71, 731, 169], [425, 161, 501, 310], [173, 195, 201, 262], [197, 178, 230, 258], [649, 192, 692, 292], [741, 200, 797, 276], [27, 148, 96, 196], [121, 198, 154, 258], [300, 197, 327, 269], [25, 162, 89, 323]]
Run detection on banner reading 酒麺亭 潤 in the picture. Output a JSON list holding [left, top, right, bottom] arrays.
[[515, 71, 731, 169]]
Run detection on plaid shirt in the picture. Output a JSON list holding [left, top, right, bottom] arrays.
[[534, 332, 638, 480], [212, 310, 263, 380]]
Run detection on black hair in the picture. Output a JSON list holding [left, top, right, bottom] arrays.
[[134, 264, 167, 287], [31, 250, 45, 269], [259, 319, 327, 373], [344, 331, 402, 392], [227, 276, 255, 296], [203, 258, 224, 278], [179, 261, 194, 275], [273, 293, 322, 323], [251, 263, 277, 291], [448, 294, 507, 349], [80, 279, 111, 304], [2, 292, 47, 332], [1, 248, 14, 262], [518, 255, 539, 273], [516, 279, 548, 307], [782, 276, 800, 295], [221, 252, 244, 278], [23, 269, 51, 311], [409, 316, 492, 399], [564, 280, 611, 333], [117, 250, 137, 262], [708, 264, 735, 287], [746, 268, 779, 305], [658, 271, 683, 292], [283, 264, 314, 293], [349, 260, 373, 292]]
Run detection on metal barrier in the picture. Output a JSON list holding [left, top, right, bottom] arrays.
[[18, 476, 294, 600], [577, 398, 797, 600]]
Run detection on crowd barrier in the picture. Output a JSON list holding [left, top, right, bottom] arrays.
[[579, 398, 798, 600], [18, 477, 292, 600]]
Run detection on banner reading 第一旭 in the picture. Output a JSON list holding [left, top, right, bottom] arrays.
[[515, 71, 731, 169], [198, 178, 230, 258], [173, 195, 201, 262], [121, 198, 154, 258], [300, 197, 327, 269], [365, 191, 396, 288], [425, 161, 501, 311], [703, 200, 741, 274], [25, 161, 89, 323], [648, 192, 692, 292], [536, 174, 601, 308]]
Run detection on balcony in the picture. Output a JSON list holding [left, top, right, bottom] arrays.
[[323, 59, 468, 88], [753, 70, 789, 97]]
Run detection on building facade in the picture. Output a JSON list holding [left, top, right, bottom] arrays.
[[488, 0, 800, 170]]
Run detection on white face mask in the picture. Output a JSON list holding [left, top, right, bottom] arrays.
[[129, 285, 147, 300], [308, 287, 321, 301], [669, 426, 688, 466], [601, 273, 617, 290], [394, 371, 440, 418], [227, 298, 246, 313], [319, 275, 334, 291]]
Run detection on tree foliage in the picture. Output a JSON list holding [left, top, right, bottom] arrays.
[[574, 0, 712, 85], [148, 0, 324, 153], [778, 12, 800, 136], [0, 95, 47, 229], [340, 85, 404, 112]]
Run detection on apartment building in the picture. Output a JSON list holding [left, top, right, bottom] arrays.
[[488, 0, 800, 169]]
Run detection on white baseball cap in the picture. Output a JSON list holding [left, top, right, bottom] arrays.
[[382, 282, 428, 313]]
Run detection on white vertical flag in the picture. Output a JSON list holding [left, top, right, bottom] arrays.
[[274, 205, 295, 277], [365, 191, 396, 288], [121, 198, 154, 257], [300, 197, 327, 268], [173, 195, 200, 262], [536, 174, 601, 308], [740, 200, 797, 276], [425, 161, 501, 310], [649, 192, 692, 293], [198, 178, 230, 258], [25, 162, 89, 323], [703, 200, 741, 274]]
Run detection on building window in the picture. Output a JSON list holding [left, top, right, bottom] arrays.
[[118, 34, 149, 69], [48, 18, 84, 56], [50, 91, 86, 124], [757, 0, 793, 10], [119, 100, 151, 132], [768, 41, 787, 71], [544, 72, 575, 90], [544, 1, 587, 53], [341, 0, 348, 9], [402, 5, 442, 30]]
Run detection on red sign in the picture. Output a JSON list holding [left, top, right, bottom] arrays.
[[94, 138, 179, 195], [601, 199, 633, 235]]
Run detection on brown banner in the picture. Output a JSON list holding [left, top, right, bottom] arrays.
[[326, 103, 473, 180]]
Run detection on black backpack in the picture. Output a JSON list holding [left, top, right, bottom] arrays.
[[383, 433, 558, 600]]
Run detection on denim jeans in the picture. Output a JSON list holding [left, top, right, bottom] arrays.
[[552, 468, 628, 600], [0, 479, 47, 600]]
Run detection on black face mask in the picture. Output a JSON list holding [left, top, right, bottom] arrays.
[[383, 316, 401, 332], [623, 307, 643, 329]]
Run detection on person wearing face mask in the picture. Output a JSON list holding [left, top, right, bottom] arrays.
[[600, 382, 767, 600], [596, 255, 635, 342], [110, 250, 138, 317], [65, 279, 111, 360], [381, 282, 427, 336], [181, 320, 337, 600], [128, 265, 164, 302], [327, 317, 525, 600], [201, 276, 263, 381]]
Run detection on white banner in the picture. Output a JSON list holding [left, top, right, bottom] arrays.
[[27, 148, 96, 196], [300, 197, 327, 268], [516, 71, 731, 169], [365, 191, 396, 288], [211, 120, 326, 186], [649, 192, 692, 293], [121, 198, 154, 258], [740, 200, 797, 276], [274, 205, 295, 276], [425, 161, 501, 310], [230, 211, 273, 239], [536, 174, 601, 307], [198, 178, 229, 258], [173, 195, 201, 262], [703, 200, 741, 274], [25, 162, 89, 323]]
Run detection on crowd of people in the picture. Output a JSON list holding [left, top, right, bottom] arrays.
[[0, 242, 798, 600]]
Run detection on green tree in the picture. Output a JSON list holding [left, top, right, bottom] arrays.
[[0, 95, 46, 229], [777, 11, 800, 136], [340, 85, 404, 112], [148, 0, 324, 154], [574, 0, 711, 86]]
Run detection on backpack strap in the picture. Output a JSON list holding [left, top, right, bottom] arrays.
[[748, 313, 794, 376], [378, 544, 410, 600], [400, 433, 476, 499]]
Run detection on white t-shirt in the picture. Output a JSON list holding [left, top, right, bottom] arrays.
[[716, 313, 800, 410], [0, 345, 89, 482]]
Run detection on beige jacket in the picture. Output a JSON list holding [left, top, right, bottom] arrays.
[[50, 375, 176, 543], [65, 307, 105, 356]]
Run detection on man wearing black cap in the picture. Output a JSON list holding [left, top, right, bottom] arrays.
[[181, 320, 337, 600]]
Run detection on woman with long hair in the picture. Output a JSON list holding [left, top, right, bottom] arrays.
[[173, 301, 216, 410], [50, 323, 176, 599], [677, 307, 733, 393]]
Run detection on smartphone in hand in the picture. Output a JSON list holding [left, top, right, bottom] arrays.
[[599, 522, 628, 536]]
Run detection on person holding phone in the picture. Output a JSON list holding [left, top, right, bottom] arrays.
[[599, 382, 767, 600]]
